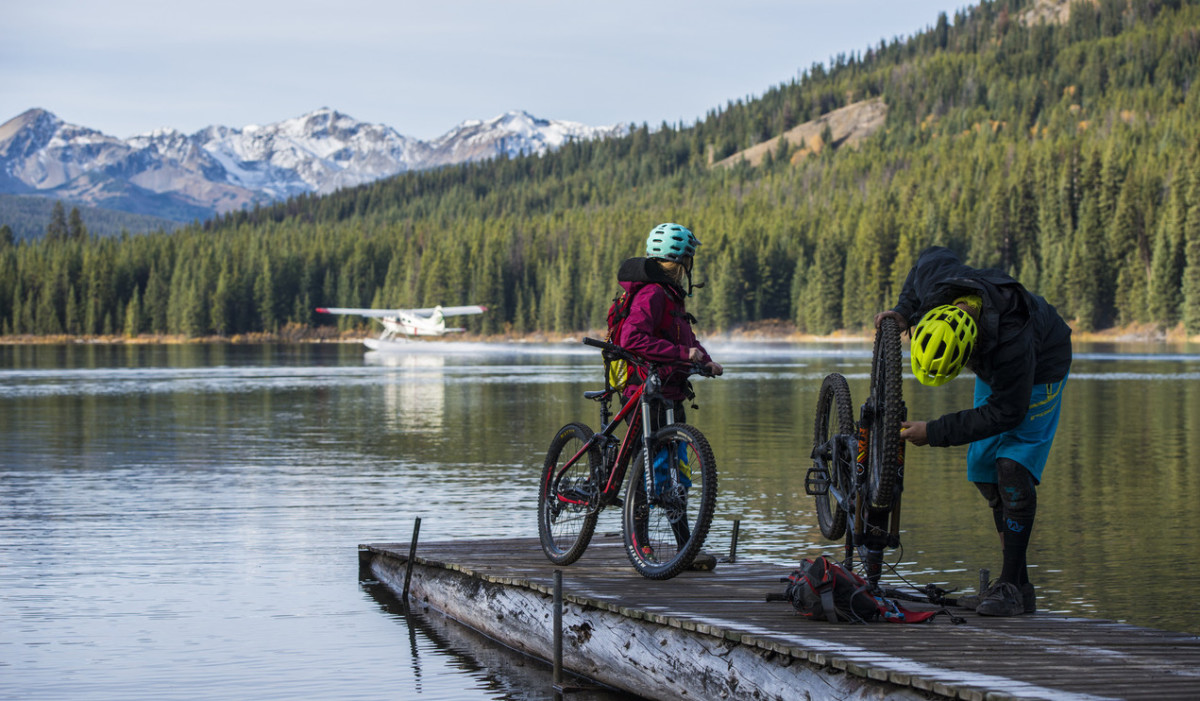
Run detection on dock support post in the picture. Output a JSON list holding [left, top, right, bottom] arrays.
[[720, 520, 739, 564], [553, 569, 563, 688], [402, 517, 422, 604]]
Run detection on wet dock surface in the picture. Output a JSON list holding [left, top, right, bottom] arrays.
[[361, 535, 1200, 701]]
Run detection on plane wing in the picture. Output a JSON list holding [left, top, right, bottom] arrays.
[[315, 305, 487, 319], [421, 305, 488, 318]]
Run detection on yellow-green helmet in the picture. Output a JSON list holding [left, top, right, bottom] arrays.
[[910, 304, 978, 386]]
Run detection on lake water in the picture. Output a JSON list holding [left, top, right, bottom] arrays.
[[3, 339, 1199, 700]]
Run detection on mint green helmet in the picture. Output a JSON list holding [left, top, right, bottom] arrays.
[[645, 223, 700, 261]]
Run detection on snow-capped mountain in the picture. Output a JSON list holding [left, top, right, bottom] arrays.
[[425, 111, 620, 167], [0, 108, 627, 222]]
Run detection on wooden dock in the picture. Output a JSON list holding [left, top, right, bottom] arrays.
[[359, 534, 1200, 701]]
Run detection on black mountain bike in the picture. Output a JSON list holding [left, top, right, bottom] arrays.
[[806, 316, 907, 588], [537, 337, 717, 580]]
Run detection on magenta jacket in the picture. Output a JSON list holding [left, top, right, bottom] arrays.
[[613, 258, 712, 400]]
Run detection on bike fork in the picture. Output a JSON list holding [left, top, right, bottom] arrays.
[[640, 400, 655, 481]]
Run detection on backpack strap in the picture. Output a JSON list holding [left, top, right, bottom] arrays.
[[809, 558, 840, 623], [819, 586, 838, 623], [610, 282, 676, 344]]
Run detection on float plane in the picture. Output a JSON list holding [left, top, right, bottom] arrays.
[[316, 304, 487, 350]]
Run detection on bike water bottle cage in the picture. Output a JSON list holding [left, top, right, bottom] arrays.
[[911, 304, 977, 386], [645, 223, 700, 262]]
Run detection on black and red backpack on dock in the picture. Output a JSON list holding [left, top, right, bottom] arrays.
[[777, 556, 939, 624]]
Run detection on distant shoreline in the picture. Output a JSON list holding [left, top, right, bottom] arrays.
[[2, 320, 1197, 346]]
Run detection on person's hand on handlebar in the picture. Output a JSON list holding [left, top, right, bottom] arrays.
[[687, 347, 724, 376]]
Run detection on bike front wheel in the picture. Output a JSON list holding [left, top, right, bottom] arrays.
[[622, 423, 718, 580], [867, 316, 905, 509], [538, 422, 601, 565], [813, 372, 855, 540]]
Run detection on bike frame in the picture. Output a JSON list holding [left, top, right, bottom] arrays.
[[549, 364, 675, 510]]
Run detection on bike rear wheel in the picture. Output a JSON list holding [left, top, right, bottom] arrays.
[[867, 316, 905, 509], [813, 373, 855, 540], [622, 423, 717, 580], [538, 422, 601, 565]]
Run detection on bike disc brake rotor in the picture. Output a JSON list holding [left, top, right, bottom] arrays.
[[658, 484, 688, 524]]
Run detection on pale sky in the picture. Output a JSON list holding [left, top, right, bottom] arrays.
[[2, 1, 968, 141]]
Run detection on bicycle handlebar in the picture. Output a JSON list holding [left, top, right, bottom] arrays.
[[581, 337, 714, 378], [581, 336, 635, 362]]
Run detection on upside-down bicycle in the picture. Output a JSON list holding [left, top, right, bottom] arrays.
[[806, 316, 907, 588], [537, 337, 717, 580]]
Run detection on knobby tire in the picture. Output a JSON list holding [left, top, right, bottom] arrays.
[[813, 373, 854, 540], [622, 423, 717, 580], [867, 317, 904, 509], [538, 422, 601, 565]]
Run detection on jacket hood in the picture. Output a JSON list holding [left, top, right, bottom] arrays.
[[617, 257, 683, 294]]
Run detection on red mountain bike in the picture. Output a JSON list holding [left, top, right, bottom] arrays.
[[537, 337, 717, 580], [806, 317, 907, 588]]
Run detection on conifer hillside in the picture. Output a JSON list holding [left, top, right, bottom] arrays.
[[2, 0, 1199, 338]]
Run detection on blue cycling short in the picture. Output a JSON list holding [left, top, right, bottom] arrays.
[[967, 374, 1067, 484]]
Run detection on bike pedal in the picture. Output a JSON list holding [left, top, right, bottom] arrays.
[[804, 467, 830, 496]]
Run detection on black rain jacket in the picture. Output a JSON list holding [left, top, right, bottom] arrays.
[[891, 247, 1072, 447]]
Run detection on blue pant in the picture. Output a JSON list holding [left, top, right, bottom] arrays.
[[653, 443, 691, 492], [967, 374, 1067, 484]]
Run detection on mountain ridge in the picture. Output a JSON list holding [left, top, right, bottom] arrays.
[[0, 107, 627, 225]]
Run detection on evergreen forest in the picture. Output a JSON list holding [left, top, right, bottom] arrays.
[[3, 0, 1200, 339]]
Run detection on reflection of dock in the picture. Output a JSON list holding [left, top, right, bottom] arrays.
[[360, 579, 634, 700], [361, 536, 1200, 701]]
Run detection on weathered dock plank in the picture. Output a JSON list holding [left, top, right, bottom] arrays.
[[360, 535, 1200, 701]]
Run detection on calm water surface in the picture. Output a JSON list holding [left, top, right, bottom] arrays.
[[2, 340, 1199, 700]]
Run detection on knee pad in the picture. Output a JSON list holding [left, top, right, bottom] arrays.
[[974, 481, 1001, 510], [996, 458, 1037, 520], [974, 481, 1005, 533]]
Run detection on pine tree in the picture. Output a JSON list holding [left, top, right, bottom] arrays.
[[68, 207, 87, 240], [45, 201, 68, 241], [806, 228, 845, 334], [1149, 191, 1187, 326], [65, 285, 80, 335], [144, 265, 170, 333], [1109, 173, 1151, 324], [124, 287, 143, 337], [1068, 196, 1104, 331], [211, 268, 232, 336], [34, 284, 61, 334], [255, 254, 277, 332], [1182, 157, 1200, 335]]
